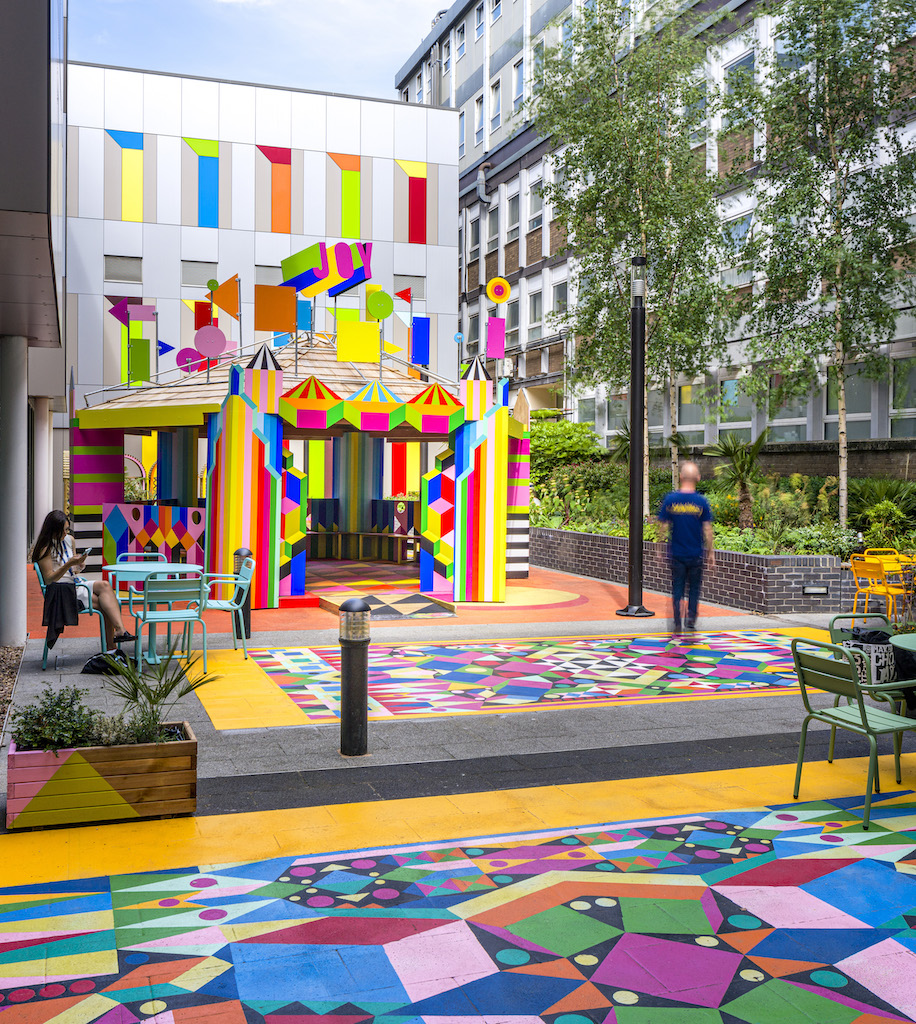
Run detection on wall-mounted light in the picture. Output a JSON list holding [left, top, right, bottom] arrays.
[[803, 585, 829, 596]]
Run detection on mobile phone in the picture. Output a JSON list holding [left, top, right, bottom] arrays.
[[82, 547, 96, 557]]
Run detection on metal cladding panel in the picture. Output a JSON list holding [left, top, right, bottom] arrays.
[[290, 91, 326, 151], [326, 96, 361, 157], [256, 87, 292, 148], [142, 72, 182, 137], [181, 77, 220, 141], [360, 100, 395, 159], [218, 82, 257, 144], [104, 69, 143, 134]]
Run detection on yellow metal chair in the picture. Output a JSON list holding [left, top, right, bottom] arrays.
[[850, 555, 907, 622]]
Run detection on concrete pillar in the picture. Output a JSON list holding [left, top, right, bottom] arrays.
[[0, 336, 29, 645], [32, 396, 52, 539]]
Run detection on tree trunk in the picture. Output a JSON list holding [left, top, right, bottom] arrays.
[[739, 482, 753, 529], [837, 355, 848, 529], [669, 369, 679, 489]]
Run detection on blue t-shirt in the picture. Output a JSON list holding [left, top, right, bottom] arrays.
[[657, 490, 712, 561]]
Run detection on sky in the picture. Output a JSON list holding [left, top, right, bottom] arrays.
[[68, 0, 441, 100]]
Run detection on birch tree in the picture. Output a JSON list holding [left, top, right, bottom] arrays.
[[741, 0, 916, 526]]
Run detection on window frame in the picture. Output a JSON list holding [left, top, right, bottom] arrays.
[[490, 79, 501, 130], [528, 179, 543, 231], [458, 110, 466, 158], [513, 59, 524, 110], [486, 207, 499, 254], [475, 2, 485, 38], [443, 38, 451, 73], [506, 297, 520, 349], [415, 71, 423, 102], [475, 95, 484, 145], [528, 290, 543, 341], [507, 193, 520, 242], [491, 0, 501, 23], [469, 217, 481, 261], [457, 22, 466, 58], [552, 280, 568, 315]]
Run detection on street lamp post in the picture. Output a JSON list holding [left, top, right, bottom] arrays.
[[617, 256, 654, 618]]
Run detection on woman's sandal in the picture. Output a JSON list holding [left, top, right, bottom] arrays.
[[113, 631, 137, 644]]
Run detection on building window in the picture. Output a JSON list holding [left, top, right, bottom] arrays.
[[892, 359, 916, 436], [491, 0, 501, 22], [475, 95, 484, 145], [724, 51, 754, 128], [607, 392, 628, 434], [721, 212, 754, 288], [104, 255, 142, 283], [648, 389, 665, 443], [458, 110, 465, 158], [507, 194, 520, 242], [393, 274, 426, 300], [443, 39, 451, 73], [769, 377, 807, 442], [718, 378, 753, 441], [490, 80, 501, 130], [562, 16, 573, 51], [678, 384, 706, 445], [468, 313, 480, 355], [180, 260, 216, 287], [457, 22, 466, 58], [401, 88, 409, 103], [513, 59, 524, 110], [415, 72, 423, 102], [774, 33, 803, 71], [552, 280, 568, 314], [528, 180, 543, 231], [528, 291, 542, 341], [578, 398, 596, 425], [506, 298, 519, 348], [533, 40, 545, 84], [486, 207, 499, 254], [469, 218, 480, 261], [475, 2, 485, 38], [824, 365, 871, 440], [255, 265, 282, 285]]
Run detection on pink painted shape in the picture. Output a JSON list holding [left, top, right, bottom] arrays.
[[422, 415, 451, 433], [194, 325, 228, 357], [360, 412, 390, 432], [486, 316, 506, 358], [712, 884, 868, 928], [108, 298, 130, 326], [837, 938, 916, 1020], [95, 1007, 141, 1024], [127, 925, 228, 952], [127, 304, 156, 322], [383, 919, 499, 1002], [140, 1012, 176, 1024], [72, 452, 123, 474]]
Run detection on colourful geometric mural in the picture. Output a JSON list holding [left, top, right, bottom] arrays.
[[279, 447, 308, 597], [102, 503, 206, 568], [2, 796, 916, 1021], [106, 129, 144, 222], [183, 137, 219, 228], [396, 158, 427, 244], [329, 153, 361, 238], [248, 630, 801, 724], [256, 145, 291, 233]]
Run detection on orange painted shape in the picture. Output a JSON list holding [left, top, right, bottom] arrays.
[[207, 275, 240, 320], [748, 955, 828, 978], [104, 956, 208, 991], [254, 284, 297, 332], [173, 1002, 249, 1024], [272, 161, 291, 233], [545, 981, 614, 1014], [509, 959, 587, 981], [719, 927, 774, 954], [329, 152, 361, 172]]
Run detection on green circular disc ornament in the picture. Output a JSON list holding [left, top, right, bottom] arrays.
[[207, 279, 219, 292], [367, 290, 393, 319]]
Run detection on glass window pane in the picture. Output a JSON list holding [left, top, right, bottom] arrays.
[[719, 426, 752, 442], [553, 281, 567, 312], [607, 392, 627, 431], [468, 314, 479, 343], [771, 380, 807, 419], [769, 423, 807, 442], [824, 419, 871, 440], [679, 429, 706, 445], [891, 417, 916, 437], [720, 378, 753, 422], [826, 366, 870, 415], [529, 291, 542, 322], [678, 384, 704, 425], [648, 389, 664, 428], [893, 360, 916, 409], [508, 195, 519, 226], [578, 398, 595, 424], [506, 299, 519, 329]]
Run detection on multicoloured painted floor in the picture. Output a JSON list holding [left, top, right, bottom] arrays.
[[2, 793, 915, 1023], [247, 630, 804, 724]]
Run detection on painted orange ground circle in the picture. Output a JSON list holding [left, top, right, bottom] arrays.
[[479, 587, 588, 610]]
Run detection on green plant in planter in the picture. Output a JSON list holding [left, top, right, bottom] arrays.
[[104, 645, 217, 743], [862, 500, 907, 550], [10, 685, 104, 754]]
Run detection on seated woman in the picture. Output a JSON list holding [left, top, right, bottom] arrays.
[[32, 510, 135, 656]]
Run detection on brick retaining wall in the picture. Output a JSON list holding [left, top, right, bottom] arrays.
[[530, 528, 858, 615]]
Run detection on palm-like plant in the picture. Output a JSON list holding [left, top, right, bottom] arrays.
[[104, 644, 217, 743], [703, 429, 768, 529], [607, 422, 689, 465]]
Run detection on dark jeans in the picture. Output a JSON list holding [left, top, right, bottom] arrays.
[[671, 556, 704, 630]]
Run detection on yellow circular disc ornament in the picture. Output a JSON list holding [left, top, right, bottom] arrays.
[[486, 277, 510, 303]]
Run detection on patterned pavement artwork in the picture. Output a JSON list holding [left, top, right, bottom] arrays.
[[2, 794, 916, 1022], [303, 559, 421, 594], [249, 630, 802, 724], [317, 589, 455, 620]]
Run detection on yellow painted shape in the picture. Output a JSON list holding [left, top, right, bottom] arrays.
[[77, 404, 220, 429], [170, 955, 232, 992], [191, 650, 304, 728], [121, 147, 143, 221], [142, 431, 157, 476], [337, 320, 380, 363], [3, 948, 118, 980], [0, 910, 114, 936], [46, 993, 123, 1024], [771, 626, 831, 641], [396, 159, 428, 178], [3, 754, 915, 886], [407, 442, 420, 492]]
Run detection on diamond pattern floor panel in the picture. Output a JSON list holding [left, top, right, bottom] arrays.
[[1, 795, 915, 1022], [249, 630, 802, 724]]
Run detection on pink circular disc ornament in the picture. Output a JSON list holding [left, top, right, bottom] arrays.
[[194, 325, 228, 357], [176, 348, 204, 373], [486, 277, 510, 303]]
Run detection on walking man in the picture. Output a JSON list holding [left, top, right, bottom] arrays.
[[657, 461, 714, 632]]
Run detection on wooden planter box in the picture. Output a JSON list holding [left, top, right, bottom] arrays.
[[6, 722, 196, 829]]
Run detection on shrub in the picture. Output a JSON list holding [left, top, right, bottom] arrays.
[[529, 420, 607, 485], [848, 478, 916, 529], [10, 686, 104, 754], [862, 500, 908, 549]]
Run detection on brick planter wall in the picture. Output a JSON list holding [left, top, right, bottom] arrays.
[[530, 528, 857, 615]]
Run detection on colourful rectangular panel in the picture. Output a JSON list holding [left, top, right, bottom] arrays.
[[194, 301, 212, 330], [271, 161, 291, 234], [198, 154, 219, 228], [121, 147, 143, 222], [487, 316, 506, 359], [408, 175, 427, 244], [254, 285, 297, 332], [411, 316, 430, 365], [341, 168, 361, 238], [297, 298, 312, 331], [337, 320, 380, 363]]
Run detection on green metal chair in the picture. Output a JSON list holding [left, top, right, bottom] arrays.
[[829, 612, 909, 716], [791, 637, 916, 829], [203, 556, 255, 659], [33, 562, 106, 670], [127, 569, 208, 671]]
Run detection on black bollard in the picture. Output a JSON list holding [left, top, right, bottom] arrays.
[[233, 547, 253, 639], [339, 597, 371, 756]]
